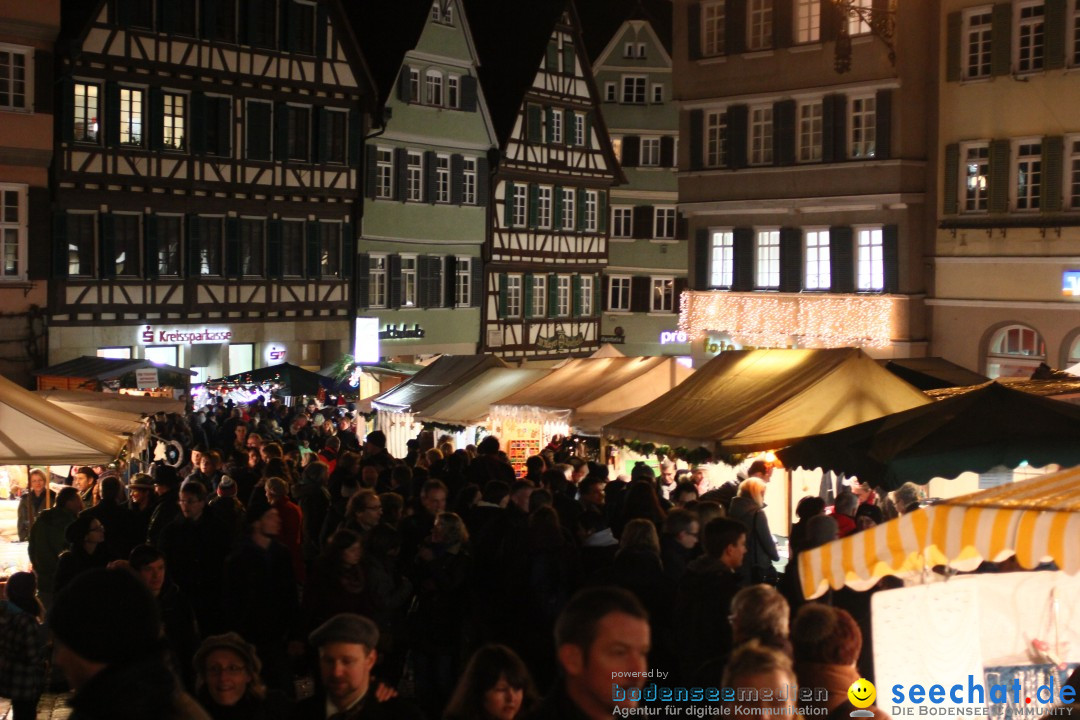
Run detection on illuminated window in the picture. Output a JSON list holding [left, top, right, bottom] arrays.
[[848, 0, 872, 36], [755, 229, 780, 289], [963, 142, 990, 213], [796, 0, 819, 43], [0, 186, 26, 280], [856, 227, 883, 292], [651, 277, 674, 311], [797, 101, 823, 162], [1014, 141, 1042, 211], [849, 95, 876, 159], [163, 92, 185, 150], [986, 325, 1045, 378], [74, 82, 100, 143], [804, 229, 830, 290], [710, 230, 734, 287]]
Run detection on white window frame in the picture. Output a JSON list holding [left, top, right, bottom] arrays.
[[612, 206, 632, 238], [750, 105, 773, 166], [0, 184, 27, 281], [987, 325, 1046, 379], [797, 100, 823, 163], [435, 154, 451, 203], [579, 275, 594, 316], [376, 148, 393, 199], [848, 0, 872, 36], [654, 207, 676, 239], [705, 110, 726, 168], [538, 185, 553, 229], [1015, 0, 1045, 75], [431, 0, 441, 21], [755, 229, 780, 289], [407, 152, 423, 202], [963, 6, 994, 80], [530, 274, 547, 317], [0, 45, 31, 111], [849, 95, 876, 159], [162, 91, 186, 151], [1012, 139, 1042, 212], [651, 84, 664, 104], [73, 80, 101, 144], [551, 109, 562, 144], [512, 185, 527, 227], [624, 42, 635, 58], [1071, 0, 1080, 67], [400, 255, 418, 307], [409, 68, 421, 102], [651, 277, 674, 312], [573, 112, 585, 145], [505, 274, 522, 318], [370, 254, 388, 308], [804, 228, 830, 290], [609, 275, 631, 311], [155, 213, 183, 277], [561, 188, 576, 230], [636, 43, 646, 58], [856, 226, 884, 292], [463, 157, 477, 205], [605, 82, 616, 102], [962, 141, 990, 213], [748, 0, 774, 50], [702, 0, 726, 56], [455, 257, 471, 307], [795, 0, 820, 43], [447, 75, 460, 109], [710, 229, 734, 288], [641, 136, 661, 166], [1068, 136, 1080, 210], [584, 191, 598, 232], [621, 75, 646, 104], [556, 275, 572, 317], [425, 70, 444, 106]]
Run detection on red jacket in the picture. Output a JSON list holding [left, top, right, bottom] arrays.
[[271, 496, 305, 582]]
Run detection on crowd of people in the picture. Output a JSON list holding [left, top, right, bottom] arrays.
[[7, 393, 1068, 720]]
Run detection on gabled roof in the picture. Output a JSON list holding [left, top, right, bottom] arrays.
[[373, 354, 509, 413], [342, 0, 433, 107], [33, 356, 195, 380], [577, 0, 672, 62]]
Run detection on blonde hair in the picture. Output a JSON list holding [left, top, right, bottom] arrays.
[[619, 518, 660, 555], [739, 477, 767, 506]]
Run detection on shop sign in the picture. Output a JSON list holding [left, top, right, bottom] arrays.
[[265, 345, 287, 364], [659, 330, 689, 345], [135, 368, 160, 389], [354, 318, 380, 363], [379, 324, 425, 340], [1063, 270, 1080, 297], [139, 325, 232, 345], [536, 329, 585, 351], [598, 335, 625, 345]]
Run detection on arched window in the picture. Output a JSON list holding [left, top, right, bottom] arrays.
[[425, 71, 443, 106], [1065, 333, 1080, 371], [985, 324, 1045, 378]]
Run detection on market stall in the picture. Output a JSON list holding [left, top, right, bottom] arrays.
[[33, 356, 193, 398], [490, 356, 694, 476]]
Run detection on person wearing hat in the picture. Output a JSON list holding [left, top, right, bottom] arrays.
[[290, 614, 423, 720], [147, 464, 182, 546], [49, 567, 210, 720], [71, 466, 98, 508], [27, 487, 83, 611], [209, 475, 246, 545], [53, 513, 115, 596], [194, 632, 290, 720], [128, 472, 157, 543], [80, 475, 140, 560]]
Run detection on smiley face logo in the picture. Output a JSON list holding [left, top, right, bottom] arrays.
[[848, 678, 876, 709]]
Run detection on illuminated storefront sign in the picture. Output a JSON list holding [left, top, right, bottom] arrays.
[[659, 331, 688, 345], [139, 325, 232, 345], [380, 324, 425, 340], [1062, 270, 1080, 297], [354, 318, 380, 363], [265, 345, 287, 364]]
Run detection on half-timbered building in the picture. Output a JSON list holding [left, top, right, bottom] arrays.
[[48, 0, 375, 382], [465, 0, 623, 360]]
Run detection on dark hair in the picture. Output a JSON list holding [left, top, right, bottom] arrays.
[[422, 479, 448, 497], [323, 529, 363, 566], [540, 468, 567, 494], [180, 480, 209, 501], [444, 644, 537, 720], [620, 480, 667, 525], [702, 517, 746, 558], [262, 442, 283, 460], [366, 430, 387, 448], [74, 466, 97, 480], [477, 436, 500, 454], [5, 572, 42, 619], [663, 507, 698, 537], [795, 496, 826, 521], [365, 523, 402, 562], [747, 460, 770, 477], [524, 455, 547, 477], [482, 480, 510, 504], [554, 586, 648, 653], [792, 604, 862, 666], [671, 481, 699, 503], [129, 544, 165, 570], [578, 476, 605, 499], [346, 489, 378, 519]]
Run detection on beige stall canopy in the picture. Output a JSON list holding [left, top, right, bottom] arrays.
[[494, 356, 694, 435], [373, 355, 509, 414], [605, 348, 930, 455], [415, 367, 552, 428], [0, 374, 127, 465], [35, 389, 185, 416]]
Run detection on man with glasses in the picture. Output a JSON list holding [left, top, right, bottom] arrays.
[[660, 508, 700, 584]]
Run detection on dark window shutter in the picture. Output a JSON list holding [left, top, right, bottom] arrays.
[[726, 0, 747, 55], [340, 224, 353, 278], [553, 185, 563, 226], [882, 224, 899, 294], [349, 109, 362, 166], [630, 276, 650, 312], [418, 256, 433, 308], [576, 188, 587, 231], [315, 107, 328, 164], [445, 255, 457, 307], [266, 219, 282, 278], [694, 228, 709, 289], [527, 105, 542, 143], [660, 136, 675, 168], [216, 97, 231, 157], [27, 188, 50, 280], [602, 274, 610, 311], [988, 139, 1011, 213], [546, 41, 559, 72], [364, 148, 378, 199], [572, 275, 582, 317], [991, 3, 1011, 77], [398, 65, 412, 102], [677, 212, 688, 240], [105, 81, 121, 147], [673, 277, 687, 313], [429, 256, 444, 307], [875, 89, 892, 160], [828, 225, 854, 293], [820, 0, 840, 42], [99, 213, 116, 279], [632, 206, 652, 239], [943, 143, 960, 215], [1046, 0, 1066, 69], [774, 99, 796, 166], [727, 104, 748, 169], [388, 254, 402, 309], [528, 184, 539, 228], [248, 101, 272, 161], [547, 273, 559, 316], [946, 12, 962, 82], [497, 273, 508, 318], [622, 136, 640, 167], [52, 211, 68, 278], [585, 112, 592, 147], [144, 214, 159, 279], [185, 214, 201, 277], [305, 221, 319, 278], [689, 109, 704, 170], [33, 51, 53, 114], [451, 154, 464, 204], [562, 43, 575, 75], [732, 228, 754, 291], [60, 78, 74, 141], [273, 102, 289, 161], [822, 94, 846, 163], [545, 107, 554, 143], [356, 254, 370, 309], [1042, 135, 1064, 213], [773, 0, 793, 48], [461, 75, 478, 112], [779, 227, 802, 293], [598, 192, 607, 234], [394, 148, 408, 201], [477, 157, 490, 206], [688, 1, 702, 59], [315, 3, 327, 56], [504, 180, 515, 225], [158, 0, 175, 32], [147, 87, 164, 150], [470, 259, 482, 307], [424, 150, 437, 204], [224, 216, 240, 278]]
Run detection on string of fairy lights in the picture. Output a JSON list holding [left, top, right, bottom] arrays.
[[678, 291, 895, 349]]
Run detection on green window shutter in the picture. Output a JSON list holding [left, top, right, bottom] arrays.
[[497, 273, 508, 319], [528, 184, 539, 228], [576, 188, 587, 231], [584, 112, 592, 147], [562, 43, 575, 75], [504, 181, 515, 226], [144, 214, 159, 279], [731, 227, 754, 291], [364, 147, 378, 199], [991, 3, 1011, 77], [1042, 136, 1064, 213], [875, 89, 892, 160], [598, 191, 607, 234], [349, 109, 362, 167], [1046, 0, 1067, 70], [527, 105, 542, 143], [946, 12, 962, 82], [694, 228, 709, 289], [398, 65, 412, 102], [688, 1, 702, 59], [779, 227, 802, 293], [882, 224, 900, 294], [424, 150, 437, 205], [356, 254, 370, 309], [988, 139, 1011, 213], [943, 143, 960, 216], [99, 214, 116, 279], [828, 226, 854, 293], [341, 224, 353, 279], [689, 109, 704, 170], [266, 219, 282, 278], [572, 275, 581, 317], [471, 260, 482, 307], [148, 87, 164, 150], [388, 254, 402, 309], [522, 273, 534, 315], [546, 41, 559, 72], [545, 107, 554, 143], [552, 185, 563, 225], [726, 105, 748, 169], [394, 148, 408, 201], [547, 273, 558, 317]]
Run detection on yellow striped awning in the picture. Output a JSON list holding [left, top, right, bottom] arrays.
[[799, 466, 1080, 599]]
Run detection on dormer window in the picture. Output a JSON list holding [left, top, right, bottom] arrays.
[[431, 0, 453, 25]]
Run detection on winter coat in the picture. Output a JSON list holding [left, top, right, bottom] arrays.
[[16, 490, 54, 542], [728, 495, 779, 583], [0, 601, 45, 701], [27, 505, 78, 598]]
